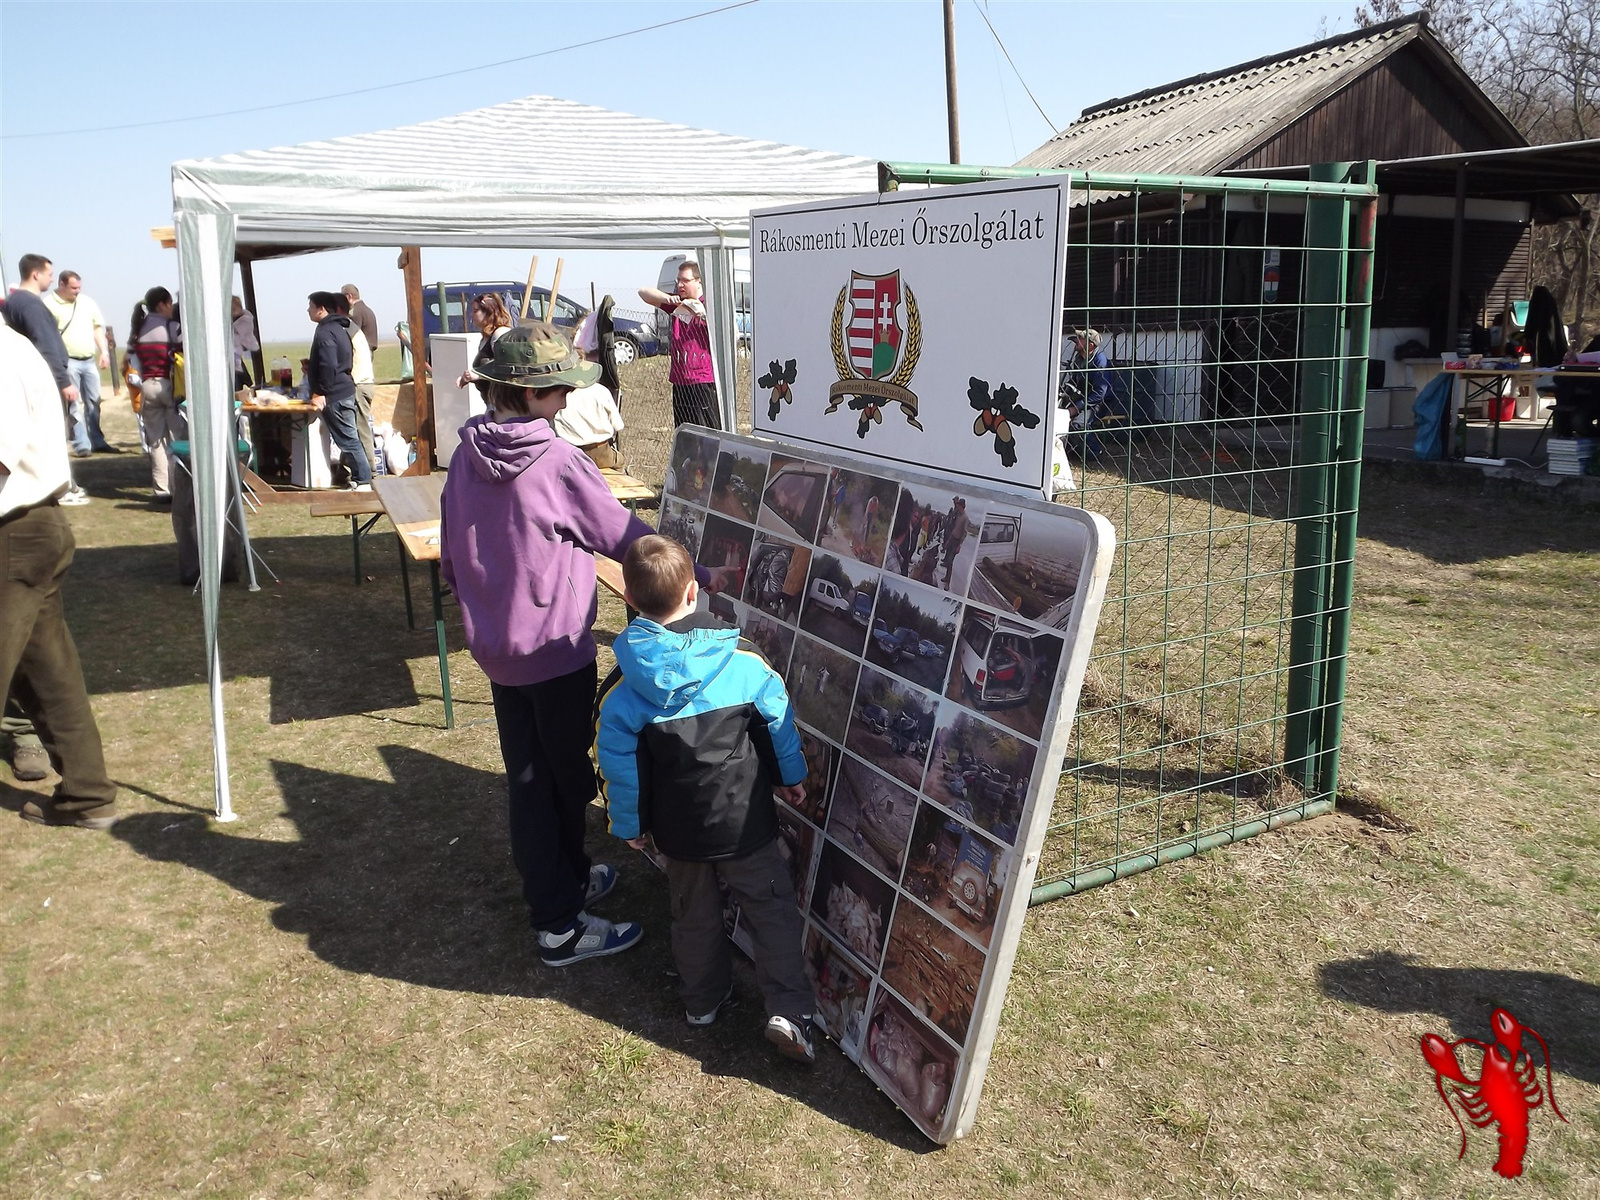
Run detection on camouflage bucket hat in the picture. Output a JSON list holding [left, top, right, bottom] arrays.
[[476, 321, 600, 389]]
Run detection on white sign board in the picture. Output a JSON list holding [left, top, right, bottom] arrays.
[[751, 178, 1069, 498], [660, 426, 1113, 1142]]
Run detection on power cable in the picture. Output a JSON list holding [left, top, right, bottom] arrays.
[[970, 0, 1057, 134], [3, 0, 759, 141]]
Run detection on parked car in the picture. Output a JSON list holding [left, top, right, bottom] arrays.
[[420, 280, 662, 361], [849, 589, 875, 628], [858, 703, 891, 735], [874, 625, 920, 663], [915, 637, 946, 658], [956, 609, 1047, 710], [809, 577, 851, 614], [947, 831, 994, 921]]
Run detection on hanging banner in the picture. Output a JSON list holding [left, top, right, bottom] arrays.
[[659, 426, 1114, 1143], [751, 178, 1070, 498]]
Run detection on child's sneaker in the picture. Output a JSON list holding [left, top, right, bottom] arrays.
[[685, 985, 735, 1028], [537, 912, 642, 967], [764, 1013, 817, 1064], [585, 863, 618, 906]]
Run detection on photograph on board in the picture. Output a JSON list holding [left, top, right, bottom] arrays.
[[817, 467, 899, 568], [845, 667, 937, 790], [805, 925, 872, 1061], [709, 445, 769, 524], [706, 589, 741, 626], [966, 504, 1090, 632], [923, 702, 1037, 846], [666, 428, 718, 506], [945, 605, 1065, 742], [696, 514, 755, 598], [864, 575, 960, 694], [886, 484, 985, 597], [759, 454, 832, 543], [797, 551, 879, 658], [741, 531, 812, 624], [826, 754, 918, 880], [789, 728, 839, 828], [785, 634, 861, 745], [863, 989, 958, 1135], [881, 899, 986, 1046], [809, 838, 897, 970], [776, 805, 818, 912], [658, 497, 704, 560], [741, 609, 797, 677], [903, 800, 1013, 950]]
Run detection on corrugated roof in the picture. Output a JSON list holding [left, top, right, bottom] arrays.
[[1015, 17, 1425, 176], [174, 93, 878, 249]]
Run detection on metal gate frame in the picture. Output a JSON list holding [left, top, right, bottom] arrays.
[[879, 162, 1379, 903]]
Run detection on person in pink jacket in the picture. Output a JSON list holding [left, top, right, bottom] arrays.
[[441, 322, 721, 966]]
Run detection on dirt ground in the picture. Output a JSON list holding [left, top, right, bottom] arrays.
[[1, 391, 1598, 1199]]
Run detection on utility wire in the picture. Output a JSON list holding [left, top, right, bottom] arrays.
[[970, 0, 1058, 134], [3, 0, 759, 141]]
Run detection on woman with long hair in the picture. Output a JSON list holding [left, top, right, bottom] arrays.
[[457, 291, 514, 402], [127, 286, 182, 500]]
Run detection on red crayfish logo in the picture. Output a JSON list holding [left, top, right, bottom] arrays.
[[1420, 1008, 1566, 1178]]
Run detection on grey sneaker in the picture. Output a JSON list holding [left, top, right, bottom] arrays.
[[686, 985, 735, 1028], [537, 911, 642, 967], [11, 743, 50, 781], [19, 799, 119, 830], [764, 1014, 818, 1064], [585, 863, 618, 906], [59, 488, 91, 506]]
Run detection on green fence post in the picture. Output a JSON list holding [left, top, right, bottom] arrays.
[[1314, 162, 1378, 802], [1283, 163, 1352, 795]]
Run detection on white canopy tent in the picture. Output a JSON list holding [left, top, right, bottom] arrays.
[[172, 93, 877, 818]]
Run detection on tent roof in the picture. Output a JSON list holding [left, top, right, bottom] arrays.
[[173, 93, 879, 252]]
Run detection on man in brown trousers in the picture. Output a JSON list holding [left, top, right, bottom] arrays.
[[0, 324, 118, 828]]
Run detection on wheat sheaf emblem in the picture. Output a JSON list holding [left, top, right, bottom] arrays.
[[827, 271, 923, 439]]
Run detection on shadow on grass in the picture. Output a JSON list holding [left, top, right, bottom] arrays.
[[1318, 951, 1600, 1085], [110, 743, 933, 1149]]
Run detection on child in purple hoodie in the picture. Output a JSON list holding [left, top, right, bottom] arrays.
[[441, 322, 676, 966]]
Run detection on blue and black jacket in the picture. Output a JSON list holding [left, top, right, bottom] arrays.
[[595, 611, 806, 863]]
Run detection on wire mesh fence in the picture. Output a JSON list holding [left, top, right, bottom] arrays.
[[1028, 169, 1377, 901], [612, 355, 753, 492]]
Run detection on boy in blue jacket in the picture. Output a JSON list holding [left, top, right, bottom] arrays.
[[596, 535, 818, 1063]]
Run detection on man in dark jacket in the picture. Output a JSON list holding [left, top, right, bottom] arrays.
[[306, 291, 370, 488], [596, 535, 817, 1062]]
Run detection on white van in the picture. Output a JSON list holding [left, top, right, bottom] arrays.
[[809, 577, 850, 614], [955, 610, 1045, 710]]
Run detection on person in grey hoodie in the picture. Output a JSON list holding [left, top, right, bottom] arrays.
[[441, 322, 724, 967]]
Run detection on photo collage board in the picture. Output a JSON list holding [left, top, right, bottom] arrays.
[[660, 426, 1114, 1143]]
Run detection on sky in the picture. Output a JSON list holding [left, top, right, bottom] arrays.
[[1, 0, 1359, 341]]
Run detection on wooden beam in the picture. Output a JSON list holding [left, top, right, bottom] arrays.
[[238, 255, 267, 389], [398, 246, 434, 473]]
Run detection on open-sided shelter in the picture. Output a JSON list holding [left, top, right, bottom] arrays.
[[170, 93, 876, 817]]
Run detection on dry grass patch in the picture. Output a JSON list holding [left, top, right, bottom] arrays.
[[1, 398, 1596, 1197]]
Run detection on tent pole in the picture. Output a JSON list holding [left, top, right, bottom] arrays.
[[239, 253, 267, 388], [399, 246, 433, 473]]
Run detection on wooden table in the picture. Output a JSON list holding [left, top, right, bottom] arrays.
[[370, 472, 634, 730], [1441, 366, 1600, 458], [308, 490, 386, 585], [599, 469, 658, 511]]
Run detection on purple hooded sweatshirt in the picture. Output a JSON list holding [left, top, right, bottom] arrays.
[[440, 413, 653, 687]]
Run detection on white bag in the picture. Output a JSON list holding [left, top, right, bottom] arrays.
[[1050, 435, 1076, 494]]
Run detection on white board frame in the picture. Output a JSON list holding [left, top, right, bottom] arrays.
[[657, 426, 1113, 1142]]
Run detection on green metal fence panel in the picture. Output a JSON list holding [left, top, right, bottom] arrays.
[[879, 162, 1377, 904]]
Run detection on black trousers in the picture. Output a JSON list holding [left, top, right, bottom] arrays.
[[0, 504, 116, 810], [490, 662, 599, 933], [672, 382, 721, 430]]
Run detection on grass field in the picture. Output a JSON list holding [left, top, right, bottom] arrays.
[[2, 389, 1597, 1198]]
